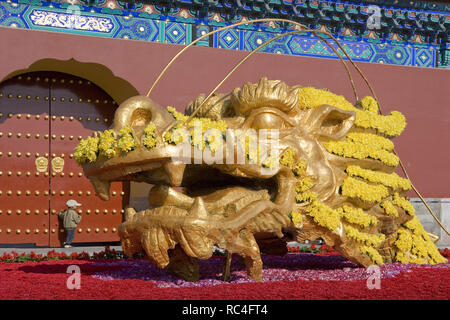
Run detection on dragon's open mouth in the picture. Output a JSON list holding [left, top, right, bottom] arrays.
[[128, 163, 280, 211]]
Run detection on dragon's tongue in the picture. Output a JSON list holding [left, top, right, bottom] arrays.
[[163, 161, 186, 186]]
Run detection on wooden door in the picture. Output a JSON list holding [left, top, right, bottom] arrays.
[[0, 73, 51, 246], [0, 72, 129, 247], [47, 73, 129, 246]]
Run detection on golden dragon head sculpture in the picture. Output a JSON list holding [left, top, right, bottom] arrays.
[[74, 77, 446, 282]]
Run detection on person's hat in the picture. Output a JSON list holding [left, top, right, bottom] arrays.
[[66, 199, 82, 207]]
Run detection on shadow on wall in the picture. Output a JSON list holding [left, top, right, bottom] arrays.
[[1, 58, 139, 105]]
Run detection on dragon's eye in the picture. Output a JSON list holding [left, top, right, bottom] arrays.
[[250, 112, 292, 130]]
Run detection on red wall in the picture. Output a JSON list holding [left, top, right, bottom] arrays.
[[1, 26, 449, 197]]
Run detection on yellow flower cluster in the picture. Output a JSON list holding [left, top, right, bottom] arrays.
[[117, 126, 136, 152], [394, 251, 410, 264], [279, 147, 296, 167], [346, 165, 411, 191], [359, 96, 379, 114], [324, 140, 399, 167], [290, 211, 303, 228], [296, 177, 315, 193], [394, 216, 447, 264], [392, 193, 415, 215], [360, 245, 384, 265], [98, 130, 117, 158], [341, 177, 389, 203], [190, 126, 207, 150], [344, 224, 386, 247], [298, 87, 355, 111], [295, 191, 317, 203], [294, 159, 315, 203], [339, 205, 378, 227], [238, 133, 259, 163], [261, 154, 278, 169], [143, 124, 157, 149], [293, 161, 307, 176], [380, 201, 399, 217], [298, 87, 406, 137], [346, 132, 394, 151], [403, 216, 426, 235], [394, 228, 413, 252], [166, 106, 228, 152], [164, 123, 189, 145], [74, 136, 99, 165], [305, 200, 342, 232], [356, 110, 406, 137], [167, 106, 227, 133], [204, 132, 224, 152]]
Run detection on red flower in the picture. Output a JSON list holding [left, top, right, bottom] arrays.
[[70, 252, 79, 259], [438, 248, 450, 258], [310, 244, 316, 250]]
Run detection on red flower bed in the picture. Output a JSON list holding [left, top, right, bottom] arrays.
[[0, 246, 126, 263], [0, 253, 448, 300], [439, 248, 450, 258], [286, 244, 335, 254]]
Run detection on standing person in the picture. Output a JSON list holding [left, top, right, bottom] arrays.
[[58, 200, 82, 248]]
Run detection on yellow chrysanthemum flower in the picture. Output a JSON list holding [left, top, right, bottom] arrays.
[[346, 165, 411, 191], [74, 136, 99, 165], [393, 216, 447, 264], [290, 211, 303, 228], [341, 177, 389, 203], [143, 123, 157, 149], [295, 191, 317, 203], [392, 193, 415, 215], [98, 130, 117, 158], [305, 200, 342, 232], [360, 245, 384, 265], [344, 224, 385, 247], [296, 177, 315, 193], [279, 147, 296, 167], [340, 205, 378, 227], [380, 201, 399, 217], [292, 161, 307, 176], [324, 140, 399, 167], [359, 96, 379, 114], [346, 132, 394, 151], [117, 126, 136, 153], [298, 87, 406, 137]]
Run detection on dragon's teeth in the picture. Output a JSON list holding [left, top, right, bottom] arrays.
[[163, 160, 186, 187], [89, 176, 111, 201]]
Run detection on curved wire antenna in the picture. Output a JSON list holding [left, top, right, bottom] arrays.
[[185, 28, 356, 123], [147, 18, 359, 102], [149, 18, 448, 236]]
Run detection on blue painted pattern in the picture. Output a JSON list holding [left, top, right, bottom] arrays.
[[0, 0, 441, 68]]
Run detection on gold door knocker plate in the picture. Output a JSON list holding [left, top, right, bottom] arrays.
[[35, 157, 48, 172], [52, 157, 64, 173]]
